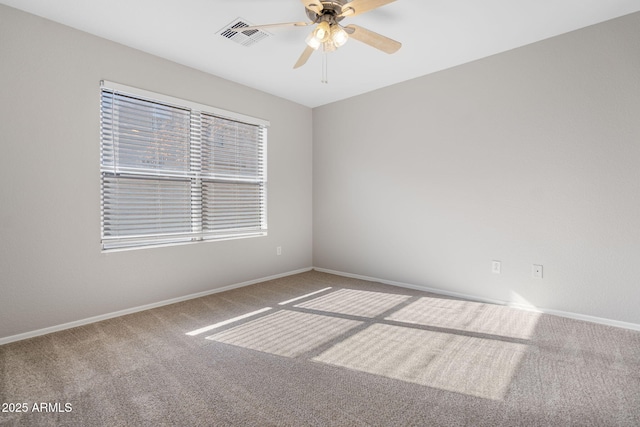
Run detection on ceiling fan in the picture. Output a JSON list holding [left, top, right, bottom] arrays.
[[231, 0, 402, 69]]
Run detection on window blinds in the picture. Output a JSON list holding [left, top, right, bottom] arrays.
[[100, 81, 268, 250]]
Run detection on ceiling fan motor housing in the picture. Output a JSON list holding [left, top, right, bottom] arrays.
[[305, 0, 350, 23]]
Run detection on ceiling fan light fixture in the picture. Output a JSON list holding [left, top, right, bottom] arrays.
[[322, 40, 337, 52], [330, 25, 349, 47], [305, 32, 322, 50], [313, 21, 331, 43]]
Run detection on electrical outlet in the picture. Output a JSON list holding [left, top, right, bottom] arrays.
[[276, 246, 282, 256], [492, 260, 501, 274], [532, 264, 543, 278]]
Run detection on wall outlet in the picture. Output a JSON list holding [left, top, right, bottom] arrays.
[[492, 260, 501, 274], [276, 246, 282, 256], [532, 264, 543, 278]]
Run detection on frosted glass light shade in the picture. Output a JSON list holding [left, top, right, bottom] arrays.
[[331, 25, 348, 47], [305, 32, 321, 50]]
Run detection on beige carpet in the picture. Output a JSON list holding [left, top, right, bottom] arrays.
[[1, 270, 639, 426]]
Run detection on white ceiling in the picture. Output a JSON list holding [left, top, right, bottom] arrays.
[[2, 0, 639, 107]]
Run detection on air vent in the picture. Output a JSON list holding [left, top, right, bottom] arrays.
[[218, 18, 270, 47]]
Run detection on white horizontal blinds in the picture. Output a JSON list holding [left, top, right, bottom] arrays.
[[101, 90, 191, 176], [102, 176, 193, 237], [201, 114, 263, 179], [100, 82, 268, 250], [101, 89, 194, 248], [200, 114, 266, 237]]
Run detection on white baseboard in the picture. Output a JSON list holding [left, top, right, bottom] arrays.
[[313, 267, 640, 332], [4, 265, 638, 345], [0, 267, 313, 346]]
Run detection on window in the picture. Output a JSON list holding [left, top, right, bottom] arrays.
[[100, 81, 268, 251]]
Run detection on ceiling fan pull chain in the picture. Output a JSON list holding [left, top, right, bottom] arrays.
[[321, 52, 329, 84]]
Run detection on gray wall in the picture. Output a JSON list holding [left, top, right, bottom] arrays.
[[2, 4, 640, 340], [313, 12, 640, 325], [0, 5, 313, 339]]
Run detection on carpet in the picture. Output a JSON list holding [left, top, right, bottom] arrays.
[[1, 270, 639, 426]]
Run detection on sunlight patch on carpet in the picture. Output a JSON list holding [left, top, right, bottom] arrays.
[[186, 307, 273, 336], [205, 311, 362, 357], [278, 287, 332, 305], [313, 323, 527, 400], [386, 297, 540, 340], [295, 288, 411, 318]]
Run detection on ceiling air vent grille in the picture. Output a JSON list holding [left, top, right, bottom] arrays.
[[218, 19, 270, 47]]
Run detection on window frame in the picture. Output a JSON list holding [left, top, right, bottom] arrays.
[[99, 81, 269, 252]]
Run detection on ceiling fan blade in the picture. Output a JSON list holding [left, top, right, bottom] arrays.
[[344, 24, 401, 54], [229, 21, 311, 32], [294, 45, 315, 69], [301, 0, 323, 14], [339, 0, 397, 17]]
